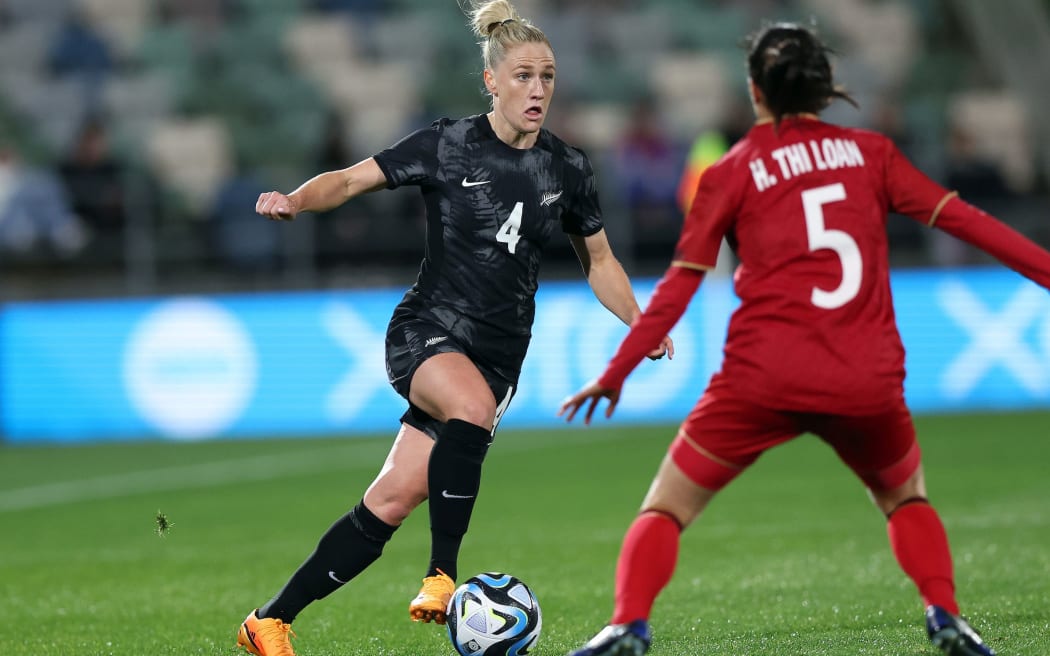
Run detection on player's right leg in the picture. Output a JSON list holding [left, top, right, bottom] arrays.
[[236, 425, 431, 654], [567, 458, 713, 656], [237, 611, 295, 656], [569, 379, 801, 655]]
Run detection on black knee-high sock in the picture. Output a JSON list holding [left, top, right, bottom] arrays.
[[426, 418, 492, 581], [258, 501, 397, 623]]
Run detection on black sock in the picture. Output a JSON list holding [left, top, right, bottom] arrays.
[[258, 501, 397, 623], [426, 418, 492, 581]]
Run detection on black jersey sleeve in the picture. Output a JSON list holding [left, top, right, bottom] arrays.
[[372, 120, 445, 189], [561, 148, 604, 236]]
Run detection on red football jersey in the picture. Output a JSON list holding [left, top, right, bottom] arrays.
[[674, 117, 954, 414]]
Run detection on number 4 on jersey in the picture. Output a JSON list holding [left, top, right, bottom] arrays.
[[802, 183, 862, 309], [496, 202, 524, 254]]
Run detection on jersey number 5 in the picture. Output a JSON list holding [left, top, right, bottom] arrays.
[[802, 183, 862, 309], [496, 202, 524, 254]]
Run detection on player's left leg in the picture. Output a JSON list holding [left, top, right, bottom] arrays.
[[612, 456, 717, 625], [816, 407, 995, 655], [406, 352, 505, 623], [238, 424, 431, 655], [879, 470, 996, 656]]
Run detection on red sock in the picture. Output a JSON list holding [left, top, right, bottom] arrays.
[[887, 501, 958, 614], [611, 511, 681, 624]]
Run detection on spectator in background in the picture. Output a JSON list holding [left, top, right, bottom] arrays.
[[944, 125, 1012, 206], [0, 142, 86, 258], [613, 98, 683, 260], [931, 125, 1013, 266], [312, 111, 370, 267], [58, 119, 127, 265], [312, 111, 428, 270], [210, 163, 281, 273], [870, 97, 926, 258], [47, 10, 113, 91]]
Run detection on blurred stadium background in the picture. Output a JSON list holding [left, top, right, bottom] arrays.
[[1, 0, 1050, 299], [5, 0, 1050, 444]]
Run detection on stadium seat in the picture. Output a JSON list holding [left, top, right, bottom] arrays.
[[75, 0, 152, 61], [566, 103, 629, 152], [2, 0, 71, 23], [101, 73, 174, 124], [0, 22, 59, 77], [145, 117, 233, 216], [319, 61, 417, 153], [238, 0, 304, 21], [135, 24, 196, 76], [949, 91, 1034, 193], [650, 54, 730, 138], [0, 74, 88, 155], [283, 13, 362, 82]]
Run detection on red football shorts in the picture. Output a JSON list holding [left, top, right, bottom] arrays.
[[671, 376, 921, 492]]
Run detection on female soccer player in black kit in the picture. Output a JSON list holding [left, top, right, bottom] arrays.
[[236, 2, 671, 654]]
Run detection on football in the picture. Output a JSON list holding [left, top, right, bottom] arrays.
[[446, 572, 542, 656]]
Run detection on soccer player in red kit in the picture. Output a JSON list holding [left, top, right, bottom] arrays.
[[560, 22, 1050, 656]]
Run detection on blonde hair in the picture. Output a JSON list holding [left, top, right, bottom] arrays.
[[464, 0, 552, 71]]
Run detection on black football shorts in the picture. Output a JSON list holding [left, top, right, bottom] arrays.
[[385, 308, 519, 440]]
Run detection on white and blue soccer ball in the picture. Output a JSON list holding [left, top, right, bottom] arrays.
[[446, 572, 542, 656]]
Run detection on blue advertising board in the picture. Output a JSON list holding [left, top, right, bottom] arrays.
[[2, 267, 1048, 443]]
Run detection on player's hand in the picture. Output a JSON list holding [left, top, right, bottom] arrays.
[[256, 191, 298, 221], [558, 379, 621, 425], [646, 335, 674, 361]]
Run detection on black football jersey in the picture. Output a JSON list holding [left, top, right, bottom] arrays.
[[372, 114, 604, 339]]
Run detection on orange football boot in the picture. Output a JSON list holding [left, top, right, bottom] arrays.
[[409, 569, 455, 624], [237, 610, 296, 656]]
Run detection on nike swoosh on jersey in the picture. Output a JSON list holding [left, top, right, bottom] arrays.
[[462, 178, 491, 187]]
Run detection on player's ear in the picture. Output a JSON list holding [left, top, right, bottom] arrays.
[[483, 69, 498, 97], [748, 78, 762, 106]]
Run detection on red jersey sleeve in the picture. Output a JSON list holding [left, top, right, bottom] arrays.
[[597, 266, 704, 390], [933, 197, 1050, 289], [883, 139, 955, 222], [673, 162, 738, 271], [884, 138, 1050, 290]]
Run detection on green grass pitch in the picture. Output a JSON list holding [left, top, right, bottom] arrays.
[[1, 411, 1048, 655]]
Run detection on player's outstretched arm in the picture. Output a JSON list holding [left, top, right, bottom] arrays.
[[558, 379, 620, 425], [561, 266, 703, 425], [256, 157, 388, 221], [569, 230, 674, 360], [932, 195, 1050, 289], [887, 142, 1050, 289]]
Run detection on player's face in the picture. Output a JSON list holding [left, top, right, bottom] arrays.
[[486, 42, 556, 138]]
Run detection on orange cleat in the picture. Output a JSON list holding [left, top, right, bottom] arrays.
[[237, 610, 296, 656], [409, 569, 455, 624]]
